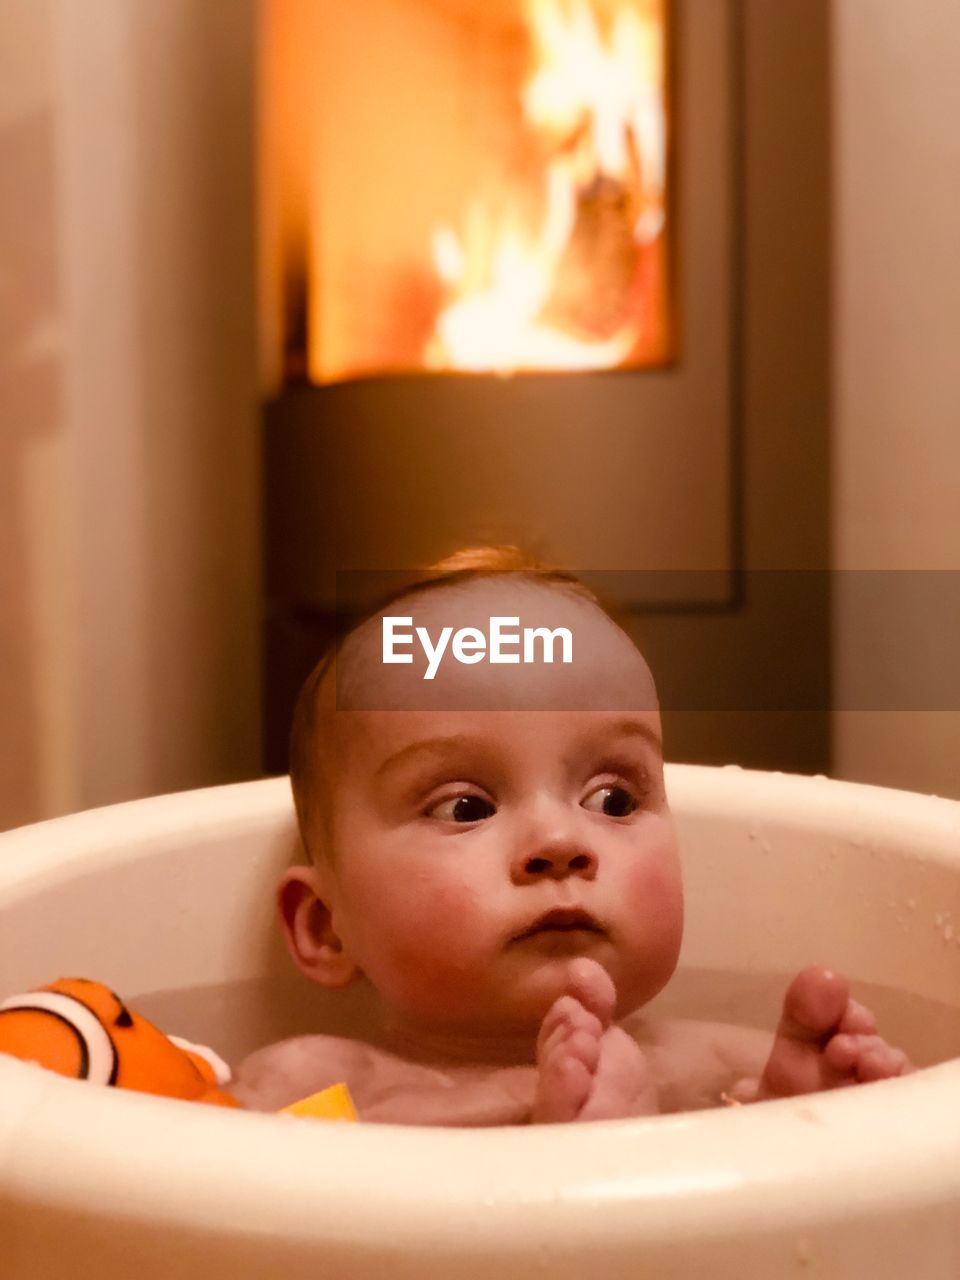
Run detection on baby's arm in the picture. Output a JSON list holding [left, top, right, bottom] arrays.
[[357, 1067, 536, 1126], [232, 1033, 537, 1126]]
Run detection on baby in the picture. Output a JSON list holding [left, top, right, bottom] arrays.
[[234, 550, 912, 1123]]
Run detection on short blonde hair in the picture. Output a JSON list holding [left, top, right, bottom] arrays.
[[288, 546, 611, 860]]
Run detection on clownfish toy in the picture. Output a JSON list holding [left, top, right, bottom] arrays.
[[0, 977, 239, 1106], [0, 977, 357, 1121]]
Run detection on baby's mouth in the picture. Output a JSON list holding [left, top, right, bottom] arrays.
[[513, 908, 605, 941]]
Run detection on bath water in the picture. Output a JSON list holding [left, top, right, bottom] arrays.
[[135, 965, 960, 1080]]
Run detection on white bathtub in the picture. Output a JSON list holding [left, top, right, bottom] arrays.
[[2, 766, 960, 1279]]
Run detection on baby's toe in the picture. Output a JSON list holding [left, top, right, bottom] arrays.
[[538, 994, 595, 1044], [857, 1042, 911, 1083], [782, 966, 850, 1040], [538, 997, 601, 1061], [839, 999, 877, 1036], [823, 1032, 861, 1075], [534, 1046, 593, 1123], [553, 1056, 593, 1115], [824, 1033, 910, 1083], [565, 1027, 602, 1074], [537, 997, 574, 1055], [564, 958, 616, 1028], [539, 1018, 580, 1065]]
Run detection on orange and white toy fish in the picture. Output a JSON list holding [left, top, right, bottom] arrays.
[[0, 977, 238, 1106], [0, 976, 357, 1121]]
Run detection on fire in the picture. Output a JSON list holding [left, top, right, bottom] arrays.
[[426, 0, 668, 375]]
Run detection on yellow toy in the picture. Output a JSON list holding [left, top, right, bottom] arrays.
[[0, 977, 356, 1121], [280, 1082, 358, 1122]]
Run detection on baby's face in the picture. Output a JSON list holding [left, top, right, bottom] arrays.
[[310, 580, 683, 1039]]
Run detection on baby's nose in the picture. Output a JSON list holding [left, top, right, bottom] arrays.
[[511, 835, 598, 884]]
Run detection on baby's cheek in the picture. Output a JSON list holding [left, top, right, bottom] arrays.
[[625, 839, 684, 939], [423, 878, 481, 921], [632, 843, 682, 895], [377, 882, 489, 995]]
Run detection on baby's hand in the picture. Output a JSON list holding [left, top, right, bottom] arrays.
[[533, 958, 658, 1122], [730, 966, 913, 1103]]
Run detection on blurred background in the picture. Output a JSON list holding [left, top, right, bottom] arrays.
[[1, 0, 957, 833]]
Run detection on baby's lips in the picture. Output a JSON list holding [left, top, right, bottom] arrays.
[[512, 907, 604, 941]]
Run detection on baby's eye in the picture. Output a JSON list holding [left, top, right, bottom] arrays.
[[428, 794, 496, 824], [582, 785, 638, 818]]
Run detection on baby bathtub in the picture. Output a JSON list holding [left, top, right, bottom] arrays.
[[1, 765, 960, 1279]]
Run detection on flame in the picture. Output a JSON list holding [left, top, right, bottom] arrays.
[[426, 0, 667, 375]]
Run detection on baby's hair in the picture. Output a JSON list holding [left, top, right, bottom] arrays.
[[288, 546, 615, 860]]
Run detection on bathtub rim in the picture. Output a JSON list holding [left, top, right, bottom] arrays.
[[3, 1051, 960, 1249]]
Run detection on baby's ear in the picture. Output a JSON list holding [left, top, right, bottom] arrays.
[[277, 866, 360, 988]]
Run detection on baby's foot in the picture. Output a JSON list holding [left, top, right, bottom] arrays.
[[532, 958, 658, 1122], [733, 966, 913, 1103]]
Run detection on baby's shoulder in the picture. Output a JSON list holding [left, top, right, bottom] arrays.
[[231, 1032, 373, 1112]]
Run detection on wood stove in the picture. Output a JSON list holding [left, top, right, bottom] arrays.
[[258, 0, 781, 772]]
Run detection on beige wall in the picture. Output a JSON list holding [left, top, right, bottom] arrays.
[[832, 0, 960, 796], [0, 0, 67, 827], [0, 0, 261, 830]]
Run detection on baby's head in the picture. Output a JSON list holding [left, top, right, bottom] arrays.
[[280, 549, 683, 1043]]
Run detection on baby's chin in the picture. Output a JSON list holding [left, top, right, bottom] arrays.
[[390, 977, 572, 1044], [447, 959, 619, 1035], [508, 962, 672, 1035], [385, 953, 675, 1045]]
